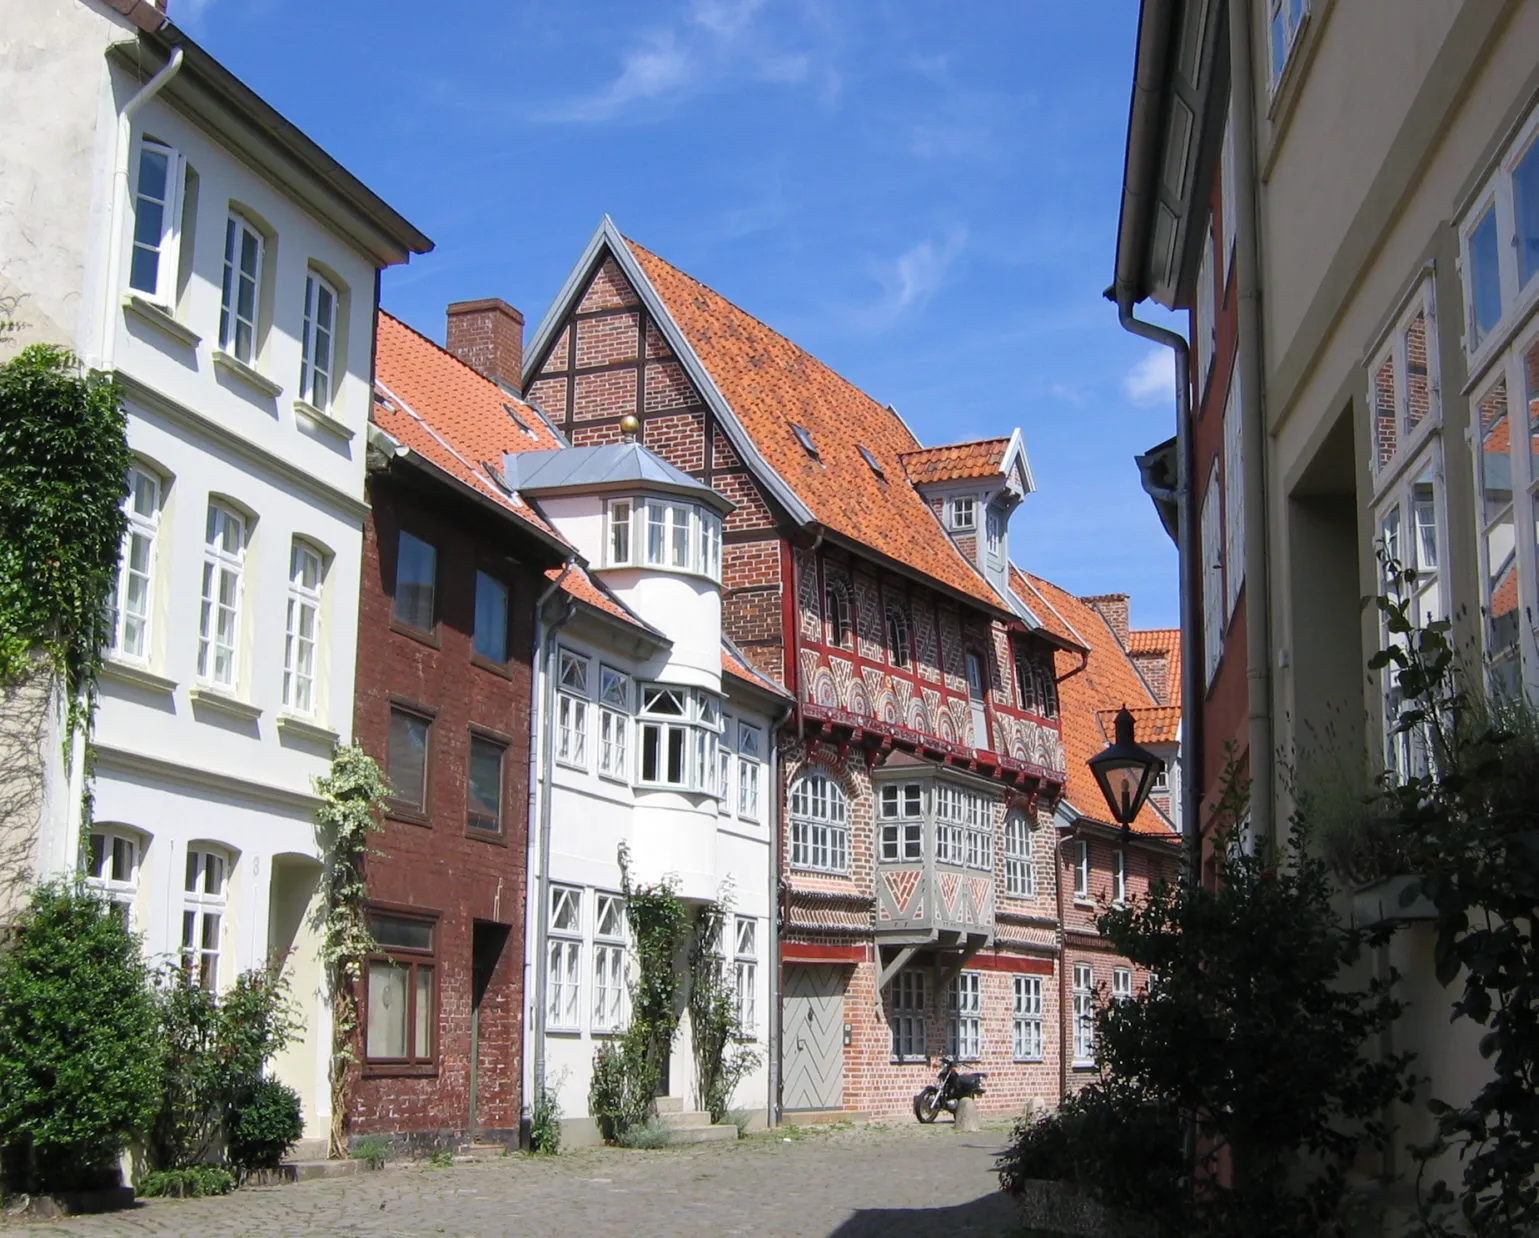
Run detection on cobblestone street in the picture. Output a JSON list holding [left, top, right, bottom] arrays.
[[14, 1124, 1020, 1238]]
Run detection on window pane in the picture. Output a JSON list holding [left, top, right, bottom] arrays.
[[1470, 206, 1502, 344], [1516, 138, 1539, 289], [666, 726, 686, 784], [414, 967, 433, 1058], [393, 531, 436, 629], [1372, 355, 1397, 470], [388, 710, 429, 809], [467, 737, 503, 831], [473, 571, 509, 662], [370, 915, 433, 951], [610, 501, 631, 564], [367, 962, 408, 1058]]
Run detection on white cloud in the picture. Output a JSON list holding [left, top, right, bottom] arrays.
[[1123, 347, 1176, 407], [855, 229, 968, 329]]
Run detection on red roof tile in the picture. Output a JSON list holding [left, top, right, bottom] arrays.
[[898, 438, 1011, 485], [1097, 705, 1182, 745], [623, 239, 1011, 614], [722, 642, 792, 700], [1127, 626, 1181, 711]]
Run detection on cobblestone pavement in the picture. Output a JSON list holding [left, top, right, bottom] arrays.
[[11, 1122, 1021, 1237]]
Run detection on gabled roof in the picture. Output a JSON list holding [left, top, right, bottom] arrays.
[[898, 428, 1036, 494], [722, 638, 792, 702], [1011, 564, 1174, 838], [1097, 705, 1182, 745], [504, 442, 733, 513], [1127, 626, 1181, 711]]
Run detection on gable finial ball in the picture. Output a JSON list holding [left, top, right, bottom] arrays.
[[620, 414, 640, 440]]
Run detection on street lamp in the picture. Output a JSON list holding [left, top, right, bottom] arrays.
[[1089, 706, 1164, 832]]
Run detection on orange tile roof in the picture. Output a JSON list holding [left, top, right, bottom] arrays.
[[722, 641, 792, 700], [1011, 565, 1174, 837], [1127, 626, 1181, 710], [1097, 705, 1182, 745], [898, 438, 1012, 485], [623, 239, 1011, 614], [373, 311, 652, 637]]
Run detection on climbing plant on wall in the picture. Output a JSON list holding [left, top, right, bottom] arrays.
[[688, 892, 759, 1125]]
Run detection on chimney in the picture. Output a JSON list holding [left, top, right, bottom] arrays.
[[1129, 649, 1170, 704], [1081, 593, 1130, 648], [446, 298, 524, 391]]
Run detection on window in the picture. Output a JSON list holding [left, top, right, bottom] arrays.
[[791, 423, 819, 459], [1014, 648, 1039, 714], [1222, 372, 1245, 621], [219, 213, 262, 364], [823, 578, 853, 648], [598, 666, 631, 780], [366, 914, 435, 1065], [129, 139, 179, 301], [985, 506, 1006, 563], [197, 503, 245, 690], [949, 495, 976, 531], [1012, 975, 1044, 1061], [283, 542, 322, 715], [387, 706, 431, 814], [935, 783, 993, 871], [1113, 850, 1127, 905], [636, 685, 721, 791], [858, 445, 885, 479], [635, 498, 719, 579], [1073, 839, 1090, 901], [472, 571, 509, 664], [86, 828, 141, 918], [393, 530, 437, 632], [947, 973, 982, 1060], [738, 723, 762, 819], [109, 465, 160, 661], [466, 735, 505, 834], [1460, 108, 1539, 358], [182, 846, 228, 990], [592, 892, 627, 1033], [734, 916, 757, 1034], [878, 781, 924, 861], [1201, 460, 1223, 684], [607, 500, 633, 566], [1371, 285, 1441, 480], [789, 771, 849, 873], [1268, 0, 1309, 89], [557, 650, 590, 769], [716, 715, 733, 804], [1113, 967, 1133, 1002], [547, 886, 582, 1032], [885, 599, 911, 668], [701, 510, 721, 581], [889, 969, 926, 1061], [299, 271, 339, 410], [1004, 813, 1035, 897], [1195, 220, 1216, 393], [1476, 376, 1522, 697], [1221, 106, 1237, 275], [1072, 962, 1095, 1065]]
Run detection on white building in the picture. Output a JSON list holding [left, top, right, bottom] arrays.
[[511, 441, 788, 1144], [0, 1, 428, 1138]]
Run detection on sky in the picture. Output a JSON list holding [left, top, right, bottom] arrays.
[[178, 0, 1185, 628]]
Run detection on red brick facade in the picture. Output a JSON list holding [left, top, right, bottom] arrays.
[[349, 466, 546, 1151]]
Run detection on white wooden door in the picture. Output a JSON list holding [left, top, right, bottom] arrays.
[[782, 965, 844, 1111], [965, 651, 988, 749]]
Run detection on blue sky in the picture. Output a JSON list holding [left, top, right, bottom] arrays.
[[181, 0, 1184, 627]]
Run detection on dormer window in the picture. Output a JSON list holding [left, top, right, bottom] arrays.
[[858, 446, 886, 480], [603, 496, 720, 581], [949, 496, 976, 531], [985, 506, 1005, 563], [791, 423, 820, 459]]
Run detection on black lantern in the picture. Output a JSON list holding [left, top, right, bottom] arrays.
[[1089, 706, 1164, 830]]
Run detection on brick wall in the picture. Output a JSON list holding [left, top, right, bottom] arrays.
[[446, 299, 523, 390], [349, 472, 542, 1148], [1080, 594, 1130, 648]]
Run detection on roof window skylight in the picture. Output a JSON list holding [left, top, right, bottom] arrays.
[[858, 445, 886, 480], [503, 401, 537, 439], [790, 423, 819, 459]]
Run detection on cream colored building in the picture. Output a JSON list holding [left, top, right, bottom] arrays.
[[1115, 0, 1539, 1205]]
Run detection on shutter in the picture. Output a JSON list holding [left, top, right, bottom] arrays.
[[1223, 373, 1245, 620], [1202, 461, 1223, 685]]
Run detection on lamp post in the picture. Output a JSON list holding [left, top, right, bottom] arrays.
[[1089, 706, 1164, 835]]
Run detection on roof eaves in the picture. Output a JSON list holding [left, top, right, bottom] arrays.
[[1012, 568, 1093, 651], [820, 527, 1016, 622], [1001, 427, 1037, 496], [722, 636, 793, 703]]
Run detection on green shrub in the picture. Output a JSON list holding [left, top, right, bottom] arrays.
[[226, 1078, 302, 1173], [0, 882, 158, 1193], [350, 1135, 389, 1169], [426, 1148, 454, 1168], [136, 1166, 235, 1198], [616, 1117, 671, 1150], [725, 1108, 754, 1136], [528, 1079, 562, 1155]]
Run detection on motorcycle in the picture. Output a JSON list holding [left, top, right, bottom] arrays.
[[912, 1056, 987, 1123]]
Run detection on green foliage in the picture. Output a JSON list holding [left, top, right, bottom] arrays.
[[528, 1077, 562, 1155], [135, 1166, 235, 1198], [0, 345, 129, 694], [426, 1148, 454, 1168], [350, 1135, 389, 1169], [0, 882, 159, 1193], [1369, 568, 1539, 1236], [615, 1117, 671, 1150], [312, 743, 389, 1157], [725, 1108, 754, 1136], [149, 965, 299, 1170], [226, 1078, 303, 1173], [688, 897, 759, 1125]]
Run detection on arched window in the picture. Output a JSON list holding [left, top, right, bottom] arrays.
[[1040, 667, 1059, 719], [182, 843, 234, 990], [86, 825, 146, 921], [823, 578, 853, 649], [1003, 813, 1035, 897], [885, 600, 911, 669], [1013, 647, 1038, 713], [789, 771, 849, 873]]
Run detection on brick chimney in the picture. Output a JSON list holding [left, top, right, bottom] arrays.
[[1129, 649, 1170, 704], [446, 299, 524, 390], [1081, 593, 1130, 648]]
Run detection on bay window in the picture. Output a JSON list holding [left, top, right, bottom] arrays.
[[547, 885, 582, 1032], [607, 499, 633, 565], [935, 783, 992, 871], [556, 649, 590, 769], [636, 684, 721, 791], [610, 496, 720, 580], [598, 666, 631, 780], [878, 781, 924, 862], [366, 913, 435, 1066]]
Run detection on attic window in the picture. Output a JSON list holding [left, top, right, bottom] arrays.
[[858, 446, 886, 480], [790, 423, 820, 460], [502, 401, 537, 439]]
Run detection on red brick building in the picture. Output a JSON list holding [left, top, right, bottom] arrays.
[[520, 218, 1180, 1120]]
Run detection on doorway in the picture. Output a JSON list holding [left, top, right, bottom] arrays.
[[469, 921, 510, 1137], [782, 964, 844, 1111]]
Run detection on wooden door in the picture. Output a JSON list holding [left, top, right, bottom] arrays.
[[782, 964, 844, 1111]]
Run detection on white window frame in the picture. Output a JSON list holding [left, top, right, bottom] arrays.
[[1222, 370, 1245, 622], [984, 505, 1006, 564], [1201, 459, 1223, 685], [547, 885, 583, 1032], [198, 502, 246, 691], [737, 723, 763, 820], [86, 826, 143, 920], [949, 495, 976, 531], [607, 499, 634, 566], [128, 137, 182, 304], [1369, 280, 1442, 488], [878, 781, 925, 862], [299, 270, 340, 411], [1113, 967, 1133, 1002], [716, 713, 733, 805], [283, 540, 323, 716], [1072, 962, 1095, 1066], [182, 844, 230, 991], [636, 684, 721, 791], [734, 916, 757, 1036], [1004, 813, 1035, 897], [597, 665, 631, 781], [219, 212, 263, 365], [934, 782, 992, 871], [109, 464, 161, 663], [592, 891, 627, 1034], [1113, 850, 1127, 905], [1267, 0, 1311, 92], [889, 968, 926, 1062], [789, 770, 850, 874], [1459, 103, 1539, 368], [1073, 839, 1091, 902], [1195, 219, 1216, 396], [556, 649, 591, 770], [1221, 106, 1237, 276], [947, 972, 983, 1061], [1012, 974, 1044, 1061]]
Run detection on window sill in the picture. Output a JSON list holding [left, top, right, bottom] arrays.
[[212, 348, 284, 399], [789, 865, 852, 878], [465, 825, 508, 847], [470, 653, 513, 680], [546, 1027, 582, 1038], [1014, 1057, 1045, 1065], [276, 714, 339, 746], [294, 398, 354, 440], [389, 618, 441, 650], [1071, 1061, 1098, 1072], [1073, 899, 1096, 910], [555, 758, 590, 774], [385, 807, 430, 828], [122, 295, 201, 348], [101, 657, 177, 695], [188, 685, 262, 721], [362, 1062, 438, 1079]]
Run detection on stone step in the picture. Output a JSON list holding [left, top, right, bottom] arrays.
[[653, 1096, 685, 1114], [289, 1137, 330, 1162], [658, 1110, 714, 1130], [664, 1123, 739, 1145], [285, 1158, 361, 1182]]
